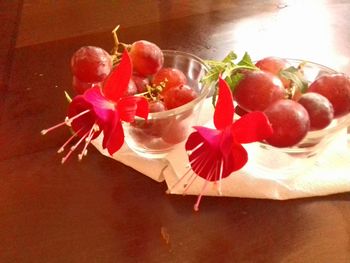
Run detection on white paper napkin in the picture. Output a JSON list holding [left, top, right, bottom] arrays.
[[164, 132, 350, 199], [92, 99, 350, 200]]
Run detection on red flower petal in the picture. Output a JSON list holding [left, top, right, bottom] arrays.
[[68, 96, 99, 138], [214, 77, 234, 130], [84, 87, 115, 123], [219, 127, 234, 160], [224, 141, 248, 173], [192, 126, 221, 148], [186, 131, 245, 181], [186, 126, 245, 181], [134, 97, 149, 119], [102, 110, 124, 155], [117, 96, 149, 123], [218, 127, 247, 176], [103, 50, 132, 104], [186, 131, 221, 181], [232, 111, 273, 143], [185, 131, 204, 151]]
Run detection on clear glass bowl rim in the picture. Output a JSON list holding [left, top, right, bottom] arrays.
[[140, 49, 212, 120]]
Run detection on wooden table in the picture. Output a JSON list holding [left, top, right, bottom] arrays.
[[1, 1, 349, 262]]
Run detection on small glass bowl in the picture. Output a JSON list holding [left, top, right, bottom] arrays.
[[122, 50, 212, 158], [250, 59, 350, 174]]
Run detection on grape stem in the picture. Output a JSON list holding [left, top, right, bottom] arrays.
[[111, 25, 132, 66], [112, 25, 120, 48]]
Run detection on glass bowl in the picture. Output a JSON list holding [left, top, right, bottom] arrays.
[[247, 59, 350, 175], [122, 50, 212, 158]]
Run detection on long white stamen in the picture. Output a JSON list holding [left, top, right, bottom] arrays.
[[167, 165, 194, 194], [61, 131, 89, 164], [191, 150, 214, 175], [41, 121, 67, 135], [211, 158, 221, 192], [57, 128, 83, 153], [194, 172, 214, 212], [186, 142, 204, 156], [61, 149, 74, 164], [183, 172, 198, 195], [78, 124, 97, 161], [183, 149, 215, 195], [58, 134, 76, 153], [217, 159, 224, 195], [168, 142, 206, 193], [188, 146, 210, 166], [41, 109, 90, 135], [65, 109, 90, 126], [186, 149, 216, 211]]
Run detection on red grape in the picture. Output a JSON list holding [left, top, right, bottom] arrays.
[[129, 40, 164, 77], [132, 74, 149, 93], [72, 76, 101, 95], [307, 73, 350, 117], [71, 46, 112, 83], [255, 56, 291, 88], [128, 126, 169, 149], [152, 67, 187, 92], [163, 84, 198, 109], [255, 56, 290, 75], [130, 119, 165, 138], [122, 79, 138, 97], [264, 99, 310, 147], [161, 118, 189, 144], [298, 92, 334, 130], [234, 71, 286, 112], [149, 101, 166, 113]]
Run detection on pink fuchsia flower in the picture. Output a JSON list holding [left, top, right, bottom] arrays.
[[174, 77, 273, 211], [41, 50, 149, 163]]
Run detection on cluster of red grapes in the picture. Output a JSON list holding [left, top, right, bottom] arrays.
[[70, 41, 198, 112], [234, 56, 350, 147]]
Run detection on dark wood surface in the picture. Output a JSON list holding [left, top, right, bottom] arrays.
[[1, 1, 350, 262]]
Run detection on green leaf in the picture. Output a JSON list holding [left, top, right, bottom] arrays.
[[223, 51, 237, 64], [227, 73, 244, 93], [237, 52, 257, 69], [201, 69, 220, 85], [202, 51, 259, 107], [222, 65, 233, 79], [205, 60, 225, 67], [280, 66, 309, 93]]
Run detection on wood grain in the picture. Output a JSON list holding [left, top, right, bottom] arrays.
[[0, 0, 22, 120]]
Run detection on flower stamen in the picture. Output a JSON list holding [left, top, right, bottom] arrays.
[[217, 159, 224, 195], [65, 109, 90, 126], [191, 150, 215, 178], [41, 109, 90, 135], [166, 165, 194, 194], [186, 142, 204, 156], [183, 172, 198, 195], [61, 130, 89, 164], [183, 150, 215, 196], [41, 121, 67, 135], [194, 171, 214, 212], [57, 129, 81, 153], [78, 123, 98, 161]]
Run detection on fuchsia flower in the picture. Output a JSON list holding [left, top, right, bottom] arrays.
[[179, 77, 273, 211], [41, 50, 149, 163]]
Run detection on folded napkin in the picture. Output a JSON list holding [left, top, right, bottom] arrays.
[[92, 99, 350, 200]]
